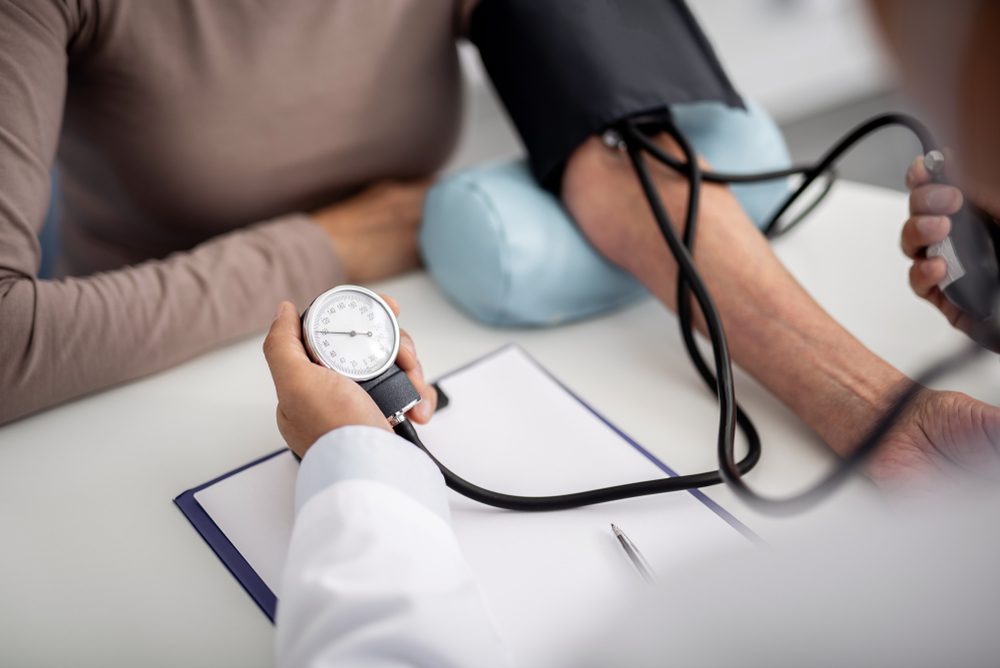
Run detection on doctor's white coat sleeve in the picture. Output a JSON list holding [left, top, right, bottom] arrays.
[[274, 426, 512, 668]]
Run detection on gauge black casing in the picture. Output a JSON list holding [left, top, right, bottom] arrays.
[[358, 364, 422, 420]]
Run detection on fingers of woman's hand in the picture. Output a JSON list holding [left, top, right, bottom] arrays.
[[396, 328, 437, 423], [909, 183, 963, 216], [263, 302, 310, 391], [909, 258, 948, 298], [900, 215, 951, 259]]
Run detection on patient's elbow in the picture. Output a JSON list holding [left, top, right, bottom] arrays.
[[0, 276, 58, 425]]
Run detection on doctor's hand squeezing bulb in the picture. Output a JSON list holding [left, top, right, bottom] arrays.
[[923, 151, 1000, 329]]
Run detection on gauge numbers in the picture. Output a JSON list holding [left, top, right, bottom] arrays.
[[305, 286, 398, 380]]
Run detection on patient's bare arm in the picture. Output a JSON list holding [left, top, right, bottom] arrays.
[[561, 134, 1000, 485]]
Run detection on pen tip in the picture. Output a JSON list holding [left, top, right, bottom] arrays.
[[611, 523, 622, 536]]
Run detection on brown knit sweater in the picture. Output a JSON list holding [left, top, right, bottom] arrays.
[[0, 0, 464, 422]]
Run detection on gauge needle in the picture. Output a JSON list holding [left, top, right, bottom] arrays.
[[315, 330, 374, 337]]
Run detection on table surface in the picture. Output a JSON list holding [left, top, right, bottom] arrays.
[[1, 181, 996, 668]]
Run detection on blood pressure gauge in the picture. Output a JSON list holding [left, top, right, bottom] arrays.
[[302, 284, 399, 380], [302, 285, 421, 425]]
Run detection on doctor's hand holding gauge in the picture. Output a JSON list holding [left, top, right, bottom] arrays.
[[263, 288, 436, 459]]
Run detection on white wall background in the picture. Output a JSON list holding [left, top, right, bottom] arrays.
[[687, 0, 892, 121]]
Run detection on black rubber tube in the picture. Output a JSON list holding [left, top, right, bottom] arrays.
[[389, 111, 987, 516], [627, 118, 986, 515]]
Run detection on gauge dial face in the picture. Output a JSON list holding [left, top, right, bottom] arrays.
[[304, 286, 399, 380]]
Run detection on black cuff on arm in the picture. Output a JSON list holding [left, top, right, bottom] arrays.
[[469, 0, 744, 190]]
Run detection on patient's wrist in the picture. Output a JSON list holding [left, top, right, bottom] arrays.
[[813, 360, 911, 459]]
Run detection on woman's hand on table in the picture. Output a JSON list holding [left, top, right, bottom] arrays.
[[311, 179, 433, 283]]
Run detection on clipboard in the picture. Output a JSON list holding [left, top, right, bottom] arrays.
[[175, 449, 288, 621], [175, 345, 755, 651]]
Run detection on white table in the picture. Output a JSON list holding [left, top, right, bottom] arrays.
[[0, 182, 995, 668]]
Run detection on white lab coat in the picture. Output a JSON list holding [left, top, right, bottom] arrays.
[[275, 426, 1000, 668], [275, 427, 511, 668]]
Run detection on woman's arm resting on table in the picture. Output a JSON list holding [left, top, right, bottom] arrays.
[[263, 304, 508, 668], [0, 1, 427, 424], [0, 1, 346, 423]]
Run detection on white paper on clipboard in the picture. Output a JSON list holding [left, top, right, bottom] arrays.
[[191, 345, 753, 668]]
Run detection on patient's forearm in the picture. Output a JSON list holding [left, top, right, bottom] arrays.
[[562, 136, 905, 457]]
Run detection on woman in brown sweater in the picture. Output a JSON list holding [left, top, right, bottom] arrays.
[[1, 0, 996, 484], [0, 0, 460, 422]]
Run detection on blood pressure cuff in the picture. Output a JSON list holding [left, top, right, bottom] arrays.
[[422, 101, 791, 326], [469, 0, 744, 189]]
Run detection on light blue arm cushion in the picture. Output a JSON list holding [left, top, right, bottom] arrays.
[[420, 101, 791, 327]]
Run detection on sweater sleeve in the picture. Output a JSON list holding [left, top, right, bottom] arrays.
[[0, 0, 344, 424]]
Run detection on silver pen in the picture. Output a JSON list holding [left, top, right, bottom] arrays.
[[611, 523, 657, 584]]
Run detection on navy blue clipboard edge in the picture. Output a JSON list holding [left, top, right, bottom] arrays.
[[174, 448, 287, 622], [174, 343, 758, 624]]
